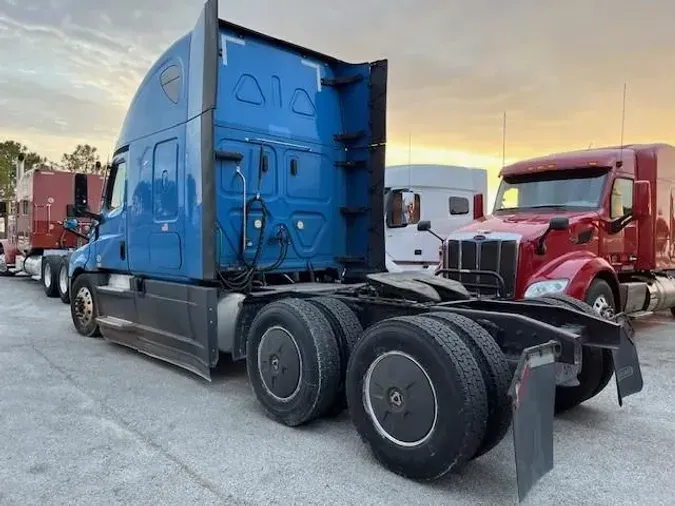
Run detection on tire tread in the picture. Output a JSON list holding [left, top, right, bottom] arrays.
[[348, 314, 488, 480], [246, 298, 341, 426], [307, 296, 363, 417], [424, 311, 512, 458]]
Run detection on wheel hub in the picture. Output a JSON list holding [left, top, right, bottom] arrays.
[[592, 295, 614, 319], [75, 287, 94, 326], [364, 351, 438, 447], [257, 326, 302, 401], [388, 388, 404, 409]]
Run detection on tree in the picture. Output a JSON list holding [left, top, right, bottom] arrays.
[[0, 140, 45, 201], [61, 144, 101, 174]]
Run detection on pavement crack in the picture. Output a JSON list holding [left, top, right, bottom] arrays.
[[29, 344, 252, 506]]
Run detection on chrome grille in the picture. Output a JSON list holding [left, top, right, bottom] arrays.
[[442, 237, 518, 297]]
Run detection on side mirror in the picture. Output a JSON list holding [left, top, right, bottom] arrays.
[[73, 173, 103, 222], [73, 173, 89, 215], [536, 216, 570, 255], [386, 188, 416, 228], [473, 193, 485, 220], [416, 219, 444, 242], [417, 220, 431, 232], [632, 180, 651, 219], [549, 216, 570, 231]]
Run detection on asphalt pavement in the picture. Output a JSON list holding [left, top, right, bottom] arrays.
[[1, 275, 674, 506]]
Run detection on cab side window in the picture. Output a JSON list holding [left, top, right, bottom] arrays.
[[107, 161, 127, 210], [448, 196, 469, 215], [610, 178, 633, 219]]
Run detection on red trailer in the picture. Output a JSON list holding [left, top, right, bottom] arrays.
[[0, 157, 103, 303]]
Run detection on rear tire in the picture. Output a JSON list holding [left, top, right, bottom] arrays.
[[70, 274, 101, 337], [346, 315, 488, 480], [246, 298, 341, 427], [42, 257, 59, 298], [423, 311, 512, 458], [306, 297, 363, 417], [57, 258, 70, 304], [533, 294, 609, 413]]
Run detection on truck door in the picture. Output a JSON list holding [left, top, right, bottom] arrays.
[[603, 177, 637, 267], [95, 155, 129, 273]]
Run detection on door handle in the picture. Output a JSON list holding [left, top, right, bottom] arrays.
[[120, 240, 126, 260]]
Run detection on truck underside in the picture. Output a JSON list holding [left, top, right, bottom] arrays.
[[69, 268, 643, 502]]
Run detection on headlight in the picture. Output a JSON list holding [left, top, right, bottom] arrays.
[[524, 279, 569, 298]]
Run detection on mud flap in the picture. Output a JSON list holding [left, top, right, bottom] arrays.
[[508, 340, 558, 503], [612, 315, 644, 406]]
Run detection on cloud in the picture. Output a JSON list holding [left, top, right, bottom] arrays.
[[0, 0, 674, 171]]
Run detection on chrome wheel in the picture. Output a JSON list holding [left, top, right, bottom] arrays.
[[43, 262, 52, 289], [363, 350, 438, 447], [592, 294, 614, 318], [59, 264, 68, 295], [74, 287, 94, 327]]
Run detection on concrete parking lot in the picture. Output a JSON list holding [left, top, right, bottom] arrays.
[[1, 276, 674, 506]]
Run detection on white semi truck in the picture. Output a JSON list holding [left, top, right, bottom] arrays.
[[384, 164, 488, 271]]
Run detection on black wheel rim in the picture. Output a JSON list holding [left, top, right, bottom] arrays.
[[364, 351, 438, 446], [257, 326, 302, 401]]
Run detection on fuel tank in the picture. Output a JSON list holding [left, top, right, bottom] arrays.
[[645, 275, 675, 312]]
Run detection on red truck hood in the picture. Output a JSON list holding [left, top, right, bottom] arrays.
[[450, 210, 599, 241]]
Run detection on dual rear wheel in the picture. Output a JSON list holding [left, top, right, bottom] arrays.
[[42, 256, 71, 304], [246, 298, 513, 480]]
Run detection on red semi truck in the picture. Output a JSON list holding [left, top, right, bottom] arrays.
[[427, 143, 675, 316], [0, 155, 104, 302], [418, 143, 674, 411]]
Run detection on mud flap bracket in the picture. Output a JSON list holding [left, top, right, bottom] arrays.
[[509, 340, 558, 503]]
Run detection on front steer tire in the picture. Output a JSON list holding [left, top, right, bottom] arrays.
[[584, 278, 616, 318], [346, 315, 488, 481], [246, 298, 341, 427], [546, 292, 614, 401], [532, 294, 610, 413], [70, 274, 102, 338]]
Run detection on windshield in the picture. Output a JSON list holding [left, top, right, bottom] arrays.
[[494, 170, 609, 212]]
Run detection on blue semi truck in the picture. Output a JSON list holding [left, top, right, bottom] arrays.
[[66, 0, 643, 501]]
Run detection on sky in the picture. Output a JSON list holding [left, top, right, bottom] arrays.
[[2, 0, 675, 203]]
